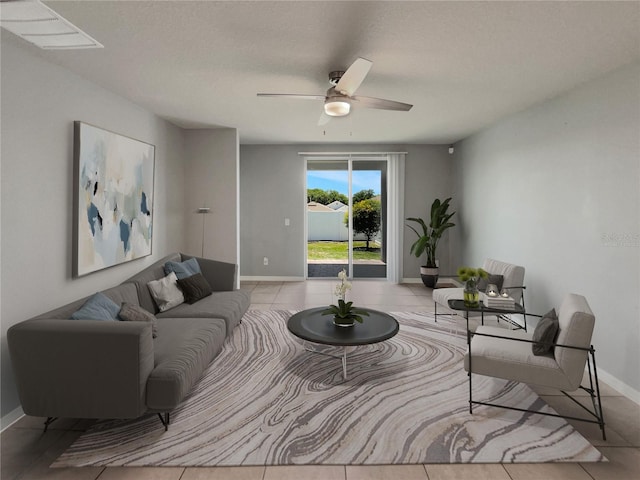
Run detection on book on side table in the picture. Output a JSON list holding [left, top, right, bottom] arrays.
[[483, 295, 515, 309]]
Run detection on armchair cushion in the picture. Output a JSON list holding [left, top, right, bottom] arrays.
[[464, 326, 575, 391], [480, 259, 525, 304], [531, 308, 558, 355], [555, 294, 595, 389]]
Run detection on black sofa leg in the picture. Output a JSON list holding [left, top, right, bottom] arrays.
[[157, 412, 170, 431], [43, 417, 58, 433]]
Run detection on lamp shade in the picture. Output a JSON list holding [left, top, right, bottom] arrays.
[[324, 99, 351, 117]]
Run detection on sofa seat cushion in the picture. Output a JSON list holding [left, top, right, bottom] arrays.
[[146, 317, 226, 411], [156, 290, 250, 333], [464, 326, 574, 391]]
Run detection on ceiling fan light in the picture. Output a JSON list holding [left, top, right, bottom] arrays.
[[324, 99, 351, 117]]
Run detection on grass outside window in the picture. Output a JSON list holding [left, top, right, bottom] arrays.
[[308, 241, 381, 261]]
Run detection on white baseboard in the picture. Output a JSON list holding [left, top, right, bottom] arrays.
[[597, 368, 640, 405], [402, 278, 423, 284], [1, 406, 24, 432], [240, 276, 306, 282]]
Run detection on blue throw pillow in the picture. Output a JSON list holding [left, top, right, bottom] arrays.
[[164, 257, 201, 280], [71, 292, 120, 321]]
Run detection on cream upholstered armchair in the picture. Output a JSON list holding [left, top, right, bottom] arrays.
[[432, 258, 526, 329], [463, 293, 606, 440]]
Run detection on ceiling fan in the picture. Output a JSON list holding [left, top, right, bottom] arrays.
[[257, 57, 413, 125]]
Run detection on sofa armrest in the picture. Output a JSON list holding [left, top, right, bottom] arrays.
[[7, 319, 154, 419], [183, 255, 237, 291]]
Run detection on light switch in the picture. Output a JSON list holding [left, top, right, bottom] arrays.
[[285, 218, 290, 226]]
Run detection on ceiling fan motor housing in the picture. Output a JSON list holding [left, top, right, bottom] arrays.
[[324, 87, 351, 116], [329, 70, 345, 86]]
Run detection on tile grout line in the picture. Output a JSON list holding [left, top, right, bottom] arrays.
[[578, 461, 598, 480]]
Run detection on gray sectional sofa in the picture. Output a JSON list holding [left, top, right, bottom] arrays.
[[7, 253, 250, 430]]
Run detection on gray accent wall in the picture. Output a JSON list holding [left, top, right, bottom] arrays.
[[453, 62, 640, 396], [0, 37, 187, 423], [240, 145, 306, 278], [240, 144, 454, 279]]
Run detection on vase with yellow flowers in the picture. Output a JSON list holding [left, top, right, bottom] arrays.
[[457, 266, 488, 308]]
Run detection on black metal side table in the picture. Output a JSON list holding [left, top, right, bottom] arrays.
[[447, 299, 526, 331]]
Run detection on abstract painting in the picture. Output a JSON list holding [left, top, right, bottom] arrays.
[[73, 122, 155, 277]]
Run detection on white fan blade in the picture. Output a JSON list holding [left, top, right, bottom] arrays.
[[351, 95, 413, 111], [335, 57, 372, 96], [318, 111, 332, 126], [257, 93, 326, 100]]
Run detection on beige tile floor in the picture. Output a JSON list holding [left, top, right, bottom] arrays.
[[2, 280, 639, 480]]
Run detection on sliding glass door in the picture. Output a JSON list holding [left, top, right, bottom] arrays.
[[351, 160, 386, 278], [306, 157, 387, 279]]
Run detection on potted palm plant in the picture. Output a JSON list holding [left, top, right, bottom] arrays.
[[406, 197, 456, 288]]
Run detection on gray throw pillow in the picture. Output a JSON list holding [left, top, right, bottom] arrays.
[[477, 273, 504, 293], [70, 292, 120, 321], [119, 302, 158, 338], [532, 308, 559, 356], [177, 273, 213, 304]]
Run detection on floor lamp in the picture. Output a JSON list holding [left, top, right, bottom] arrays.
[[196, 207, 210, 257]]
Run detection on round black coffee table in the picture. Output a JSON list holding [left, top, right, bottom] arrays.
[[287, 307, 399, 379]]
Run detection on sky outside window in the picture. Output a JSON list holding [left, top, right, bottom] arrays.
[[307, 170, 381, 196]]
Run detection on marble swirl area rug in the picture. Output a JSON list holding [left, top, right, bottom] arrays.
[[54, 310, 604, 467]]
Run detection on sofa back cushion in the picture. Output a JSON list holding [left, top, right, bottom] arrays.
[[482, 258, 525, 304], [123, 253, 182, 313], [31, 283, 139, 321], [555, 293, 595, 390]]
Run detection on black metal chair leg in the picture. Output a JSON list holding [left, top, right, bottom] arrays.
[[590, 348, 606, 441]]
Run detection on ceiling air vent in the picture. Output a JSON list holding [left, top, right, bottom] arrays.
[[0, 0, 103, 49]]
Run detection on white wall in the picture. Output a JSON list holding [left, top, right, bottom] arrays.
[[453, 62, 640, 398], [183, 129, 240, 271], [0, 37, 187, 424]]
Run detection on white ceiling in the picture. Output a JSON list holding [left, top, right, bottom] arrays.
[[9, 1, 640, 144]]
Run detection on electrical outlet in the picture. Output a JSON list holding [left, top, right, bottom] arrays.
[[263, 257, 269, 266]]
